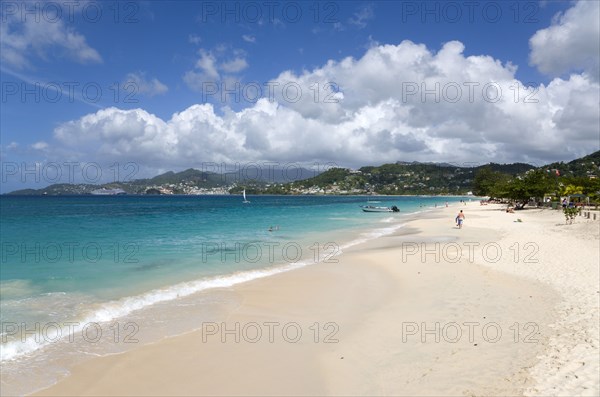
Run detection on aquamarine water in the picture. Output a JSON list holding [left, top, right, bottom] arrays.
[[0, 194, 468, 394]]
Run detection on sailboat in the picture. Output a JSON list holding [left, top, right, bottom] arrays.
[[242, 189, 250, 204]]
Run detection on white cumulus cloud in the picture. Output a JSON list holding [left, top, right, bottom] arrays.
[[50, 40, 598, 170], [529, 0, 600, 80]]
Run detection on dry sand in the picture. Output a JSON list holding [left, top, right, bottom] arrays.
[[32, 202, 600, 396]]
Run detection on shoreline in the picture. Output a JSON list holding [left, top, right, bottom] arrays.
[[17, 202, 600, 395], [1, 198, 427, 396]]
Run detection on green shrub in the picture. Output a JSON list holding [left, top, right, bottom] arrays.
[[563, 207, 581, 224]]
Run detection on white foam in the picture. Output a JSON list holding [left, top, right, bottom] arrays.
[[339, 222, 407, 251], [0, 335, 44, 363], [0, 261, 308, 362], [1, 213, 413, 363]]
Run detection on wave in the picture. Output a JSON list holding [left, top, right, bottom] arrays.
[[1, 214, 411, 363], [0, 261, 308, 362]]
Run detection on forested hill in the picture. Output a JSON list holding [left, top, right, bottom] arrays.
[[6, 151, 599, 196], [267, 161, 538, 195]]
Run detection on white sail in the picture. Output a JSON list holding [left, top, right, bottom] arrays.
[[243, 189, 250, 203]]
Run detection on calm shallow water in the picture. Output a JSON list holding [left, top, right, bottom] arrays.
[[0, 194, 469, 395]]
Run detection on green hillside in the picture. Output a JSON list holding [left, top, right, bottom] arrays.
[[6, 151, 599, 196]]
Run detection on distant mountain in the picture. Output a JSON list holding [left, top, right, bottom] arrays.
[[285, 163, 477, 195], [5, 166, 321, 195], [133, 169, 226, 188], [269, 153, 595, 195], [137, 166, 319, 185], [395, 161, 462, 167], [5, 152, 598, 196], [481, 163, 536, 174], [7, 183, 134, 196]]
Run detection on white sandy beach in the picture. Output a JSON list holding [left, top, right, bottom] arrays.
[[31, 202, 600, 396]]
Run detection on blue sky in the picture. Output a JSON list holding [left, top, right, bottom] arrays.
[[1, 1, 599, 191]]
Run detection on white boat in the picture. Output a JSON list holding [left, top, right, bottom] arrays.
[[242, 189, 250, 204], [361, 205, 399, 213]]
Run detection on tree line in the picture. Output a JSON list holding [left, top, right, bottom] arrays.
[[473, 167, 600, 207]]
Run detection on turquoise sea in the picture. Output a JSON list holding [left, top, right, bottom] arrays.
[[0, 194, 469, 394]]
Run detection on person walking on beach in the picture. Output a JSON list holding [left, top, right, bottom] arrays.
[[455, 210, 465, 229]]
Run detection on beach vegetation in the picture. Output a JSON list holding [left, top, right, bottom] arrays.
[[489, 169, 554, 208], [473, 166, 511, 197], [563, 206, 581, 224]]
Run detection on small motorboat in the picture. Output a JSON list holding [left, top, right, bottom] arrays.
[[361, 205, 400, 213]]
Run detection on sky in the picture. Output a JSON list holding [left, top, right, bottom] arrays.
[[1, 0, 599, 191]]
